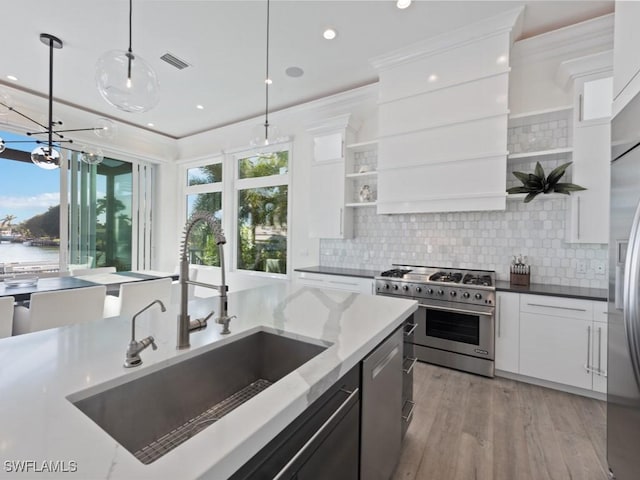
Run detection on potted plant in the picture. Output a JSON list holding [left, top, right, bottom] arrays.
[[506, 161, 586, 203]]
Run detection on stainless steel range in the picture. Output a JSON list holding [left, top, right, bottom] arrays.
[[375, 265, 496, 377]]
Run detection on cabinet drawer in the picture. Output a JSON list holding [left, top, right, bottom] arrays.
[[520, 294, 593, 321], [296, 272, 373, 295]]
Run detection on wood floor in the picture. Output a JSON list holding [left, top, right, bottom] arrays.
[[393, 362, 608, 480]]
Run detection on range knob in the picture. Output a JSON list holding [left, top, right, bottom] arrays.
[[427, 288, 434, 294], [402, 285, 409, 292], [462, 292, 470, 299], [437, 289, 445, 296], [474, 293, 482, 300], [415, 286, 422, 293], [393, 284, 399, 291], [384, 284, 390, 290], [450, 291, 457, 297]]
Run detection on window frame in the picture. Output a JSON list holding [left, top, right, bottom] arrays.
[[231, 143, 292, 278], [180, 155, 225, 269]]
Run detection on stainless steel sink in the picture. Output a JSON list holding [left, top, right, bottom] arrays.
[[69, 331, 327, 464]]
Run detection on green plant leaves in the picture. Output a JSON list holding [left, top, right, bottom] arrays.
[[506, 160, 586, 203]]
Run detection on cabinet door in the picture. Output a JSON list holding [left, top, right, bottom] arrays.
[[495, 292, 520, 373], [520, 312, 592, 390], [308, 162, 352, 238], [566, 76, 611, 244], [592, 321, 607, 394], [313, 132, 343, 163]]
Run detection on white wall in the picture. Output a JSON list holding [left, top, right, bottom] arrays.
[[156, 85, 379, 290]]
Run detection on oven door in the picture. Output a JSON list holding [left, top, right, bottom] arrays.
[[414, 302, 495, 360]]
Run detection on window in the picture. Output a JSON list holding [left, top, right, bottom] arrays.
[[184, 161, 223, 266], [235, 150, 289, 274]]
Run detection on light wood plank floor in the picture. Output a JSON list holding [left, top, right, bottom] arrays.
[[393, 362, 608, 480]]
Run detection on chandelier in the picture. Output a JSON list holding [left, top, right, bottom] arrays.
[[0, 33, 116, 169]]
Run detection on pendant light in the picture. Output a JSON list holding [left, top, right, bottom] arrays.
[[250, 0, 285, 149], [0, 34, 117, 169], [95, 0, 159, 113]]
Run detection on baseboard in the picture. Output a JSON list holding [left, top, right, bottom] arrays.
[[495, 369, 606, 401]]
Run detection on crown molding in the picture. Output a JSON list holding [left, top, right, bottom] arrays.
[[304, 113, 360, 135], [511, 13, 614, 67], [555, 49, 613, 90], [370, 6, 524, 71]]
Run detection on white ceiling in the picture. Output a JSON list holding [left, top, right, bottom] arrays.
[[1, 0, 613, 139]]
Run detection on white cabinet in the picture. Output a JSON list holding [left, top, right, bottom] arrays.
[[495, 292, 520, 373], [613, 0, 640, 115], [518, 294, 607, 393], [306, 115, 357, 239], [296, 272, 374, 295], [565, 72, 611, 244]]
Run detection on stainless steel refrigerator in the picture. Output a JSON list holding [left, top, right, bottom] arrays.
[[609, 92, 640, 480]]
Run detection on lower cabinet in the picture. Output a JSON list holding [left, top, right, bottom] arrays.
[[229, 366, 360, 480], [296, 271, 374, 295], [517, 294, 607, 393]]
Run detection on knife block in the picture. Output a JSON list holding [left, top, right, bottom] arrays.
[[510, 272, 530, 287]]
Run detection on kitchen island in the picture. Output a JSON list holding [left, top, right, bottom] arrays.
[[0, 283, 417, 479]]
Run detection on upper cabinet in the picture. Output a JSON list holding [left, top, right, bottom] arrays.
[[557, 51, 613, 244], [306, 115, 358, 239], [613, 0, 640, 116], [370, 8, 523, 214]]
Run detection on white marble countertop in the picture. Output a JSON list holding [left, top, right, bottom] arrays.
[[0, 283, 417, 479]]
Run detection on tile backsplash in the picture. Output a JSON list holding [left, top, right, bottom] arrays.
[[320, 115, 608, 289]]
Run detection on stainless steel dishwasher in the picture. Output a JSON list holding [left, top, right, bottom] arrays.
[[361, 326, 404, 480]]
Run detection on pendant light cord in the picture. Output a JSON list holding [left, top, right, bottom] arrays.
[[264, 0, 270, 138], [127, 0, 133, 82], [47, 37, 54, 155]]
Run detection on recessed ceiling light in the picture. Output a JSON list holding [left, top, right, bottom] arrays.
[[6, 75, 18, 82], [147, 122, 154, 127], [265, 77, 273, 85], [196, 104, 204, 110], [323, 28, 337, 40], [428, 74, 438, 83], [285, 66, 304, 78], [397, 0, 412, 9]]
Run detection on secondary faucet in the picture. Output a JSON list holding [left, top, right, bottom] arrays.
[[124, 299, 166, 368], [177, 212, 234, 350]]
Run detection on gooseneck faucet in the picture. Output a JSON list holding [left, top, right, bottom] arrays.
[[124, 299, 166, 368], [178, 212, 234, 350]]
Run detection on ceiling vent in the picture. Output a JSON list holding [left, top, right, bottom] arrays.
[[160, 52, 190, 70]]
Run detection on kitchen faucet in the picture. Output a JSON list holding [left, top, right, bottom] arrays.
[[177, 212, 234, 349], [124, 299, 166, 368]]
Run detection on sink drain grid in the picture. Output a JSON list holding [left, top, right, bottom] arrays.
[[134, 378, 273, 464]]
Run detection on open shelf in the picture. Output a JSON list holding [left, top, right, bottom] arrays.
[[346, 171, 378, 179], [508, 147, 573, 160], [345, 202, 377, 207], [345, 140, 378, 150], [508, 105, 573, 120], [506, 193, 570, 201]]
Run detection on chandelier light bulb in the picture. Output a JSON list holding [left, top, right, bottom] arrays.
[[81, 146, 104, 165], [31, 146, 60, 170], [94, 117, 117, 139]]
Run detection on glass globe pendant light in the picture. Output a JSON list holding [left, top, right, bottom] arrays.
[[96, 0, 159, 113]]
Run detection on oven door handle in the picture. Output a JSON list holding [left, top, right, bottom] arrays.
[[418, 303, 494, 317]]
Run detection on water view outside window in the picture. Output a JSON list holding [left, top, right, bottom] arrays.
[[236, 151, 288, 274], [0, 131, 61, 270], [185, 162, 223, 267], [69, 156, 133, 271]]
